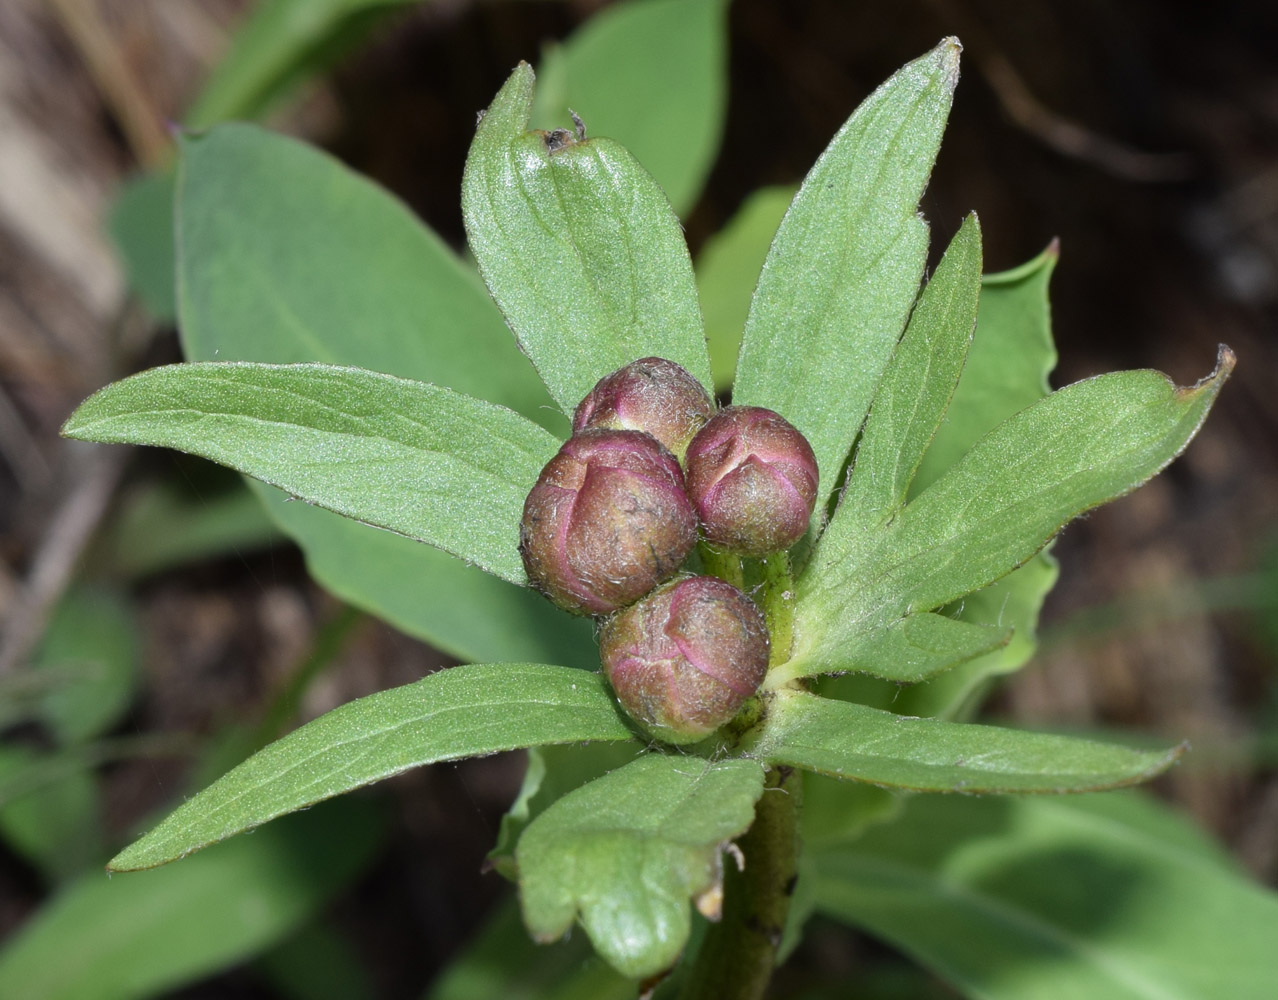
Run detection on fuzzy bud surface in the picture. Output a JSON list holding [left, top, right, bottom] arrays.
[[572, 357, 714, 462], [600, 575, 770, 744], [684, 406, 819, 556], [520, 428, 697, 615]]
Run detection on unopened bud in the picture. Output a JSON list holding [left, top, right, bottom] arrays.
[[684, 406, 819, 556], [600, 576, 770, 744], [520, 428, 697, 615], [573, 357, 714, 462]]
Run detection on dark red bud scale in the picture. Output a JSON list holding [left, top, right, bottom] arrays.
[[684, 406, 819, 557], [600, 575, 770, 745], [520, 428, 697, 615], [573, 357, 714, 462]]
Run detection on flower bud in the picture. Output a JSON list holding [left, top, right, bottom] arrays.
[[684, 406, 819, 556], [520, 428, 697, 615], [573, 357, 714, 462], [600, 575, 770, 744]]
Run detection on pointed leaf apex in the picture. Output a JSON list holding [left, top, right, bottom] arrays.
[[936, 36, 962, 88], [1178, 343, 1234, 401]]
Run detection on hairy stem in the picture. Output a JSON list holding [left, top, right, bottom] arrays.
[[758, 552, 795, 669], [698, 541, 744, 590], [678, 764, 802, 1000], [680, 551, 802, 1000]]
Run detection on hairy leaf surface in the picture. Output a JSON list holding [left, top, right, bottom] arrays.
[[746, 691, 1181, 793], [733, 39, 960, 529], [518, 755, 765, 979], [531, 0, 729, 217], [64, 362, 556, 585], [794, 350, 1233, 676], [110, 664, 634, 871], [464, 63, 713, 414], [176, 123, 592, 664]]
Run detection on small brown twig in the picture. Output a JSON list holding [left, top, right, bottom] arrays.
[[926, 0, 1194, 183], [45, 0, 172, 169], [0, 440, 127, 676]]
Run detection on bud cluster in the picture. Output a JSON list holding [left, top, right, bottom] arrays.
[[519, 357, 818, 743]]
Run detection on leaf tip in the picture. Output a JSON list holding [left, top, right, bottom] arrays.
[[1178, 343, 1235, 401], [935, 36, 963, 89]]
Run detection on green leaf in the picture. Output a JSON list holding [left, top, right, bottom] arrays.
[[427, 898, 636, 1000], [817, 245, 1062, 715], [812, 792, 1278, 999], [488, 741, 647, 881], [110, 664, 633, 871], [530, 0, 729, 217], [912, 242, 1060, 495], [463, 63, 713, 415], [781, 216, 986, 684], [63, 362, 556, 585], [185, 0, 418, 128], [0, 798, 381, 1000], [177, 125, 554, 424], [106, 171, 176, 322], [517, 754, 765, 979], [694, 185, 796, 392], [825, 611, 1012, 685], [795, 349, 1234, 675], [893, 245, 1061, 717], [895, 551, 1059, 719], [32, 586, 139, 745], [835, 214, 983, 535], [176, 122, 591, 664], [745, 690, 1181, 793], [732, 39, 960, 528]]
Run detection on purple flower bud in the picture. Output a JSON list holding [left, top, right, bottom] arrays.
[[520, 428, 697, 615], [573, 357, 714, 462], [600, 576, 770, 744], [684, 406, 819, 557]]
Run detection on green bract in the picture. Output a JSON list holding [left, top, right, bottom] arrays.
[[61, 38, 1240, 991]]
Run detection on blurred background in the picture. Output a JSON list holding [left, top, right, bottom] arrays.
[[0, 1, 1275, 997]]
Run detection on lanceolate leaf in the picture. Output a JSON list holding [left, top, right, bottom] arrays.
[[176, 122, 591, 665], [518, 754, 765, 979], [895, 245, 1061, 717], [794, 349, 1234, 675], [732, 39, 960, 529], [530, 0, 730, 217], [109, 664, 635, 871], [838, 246, 1062, 716], [813, 793, 1278, 1000], [463, 63, 713, 414], [912, 242, 1060, 495], [0, 799, 381, 1000], [808, 611, 1011, 686], [745, 690, 1181, 793], [63, 363, 557, 585], [833, 213, 983, 538]]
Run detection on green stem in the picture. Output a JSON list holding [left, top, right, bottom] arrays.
[[758, 552, 795, 669], [678, 764, 802, 1000], [681, 550, 802, 1000], [698, 541, 744, 590]]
